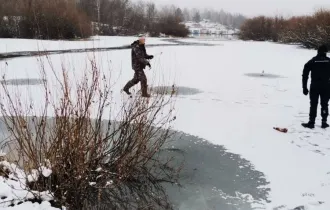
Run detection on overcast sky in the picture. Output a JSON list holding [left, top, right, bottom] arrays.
[[142, 0, 330, 17]]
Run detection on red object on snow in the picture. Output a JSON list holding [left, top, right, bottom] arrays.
[[273, 127, 288, 133]]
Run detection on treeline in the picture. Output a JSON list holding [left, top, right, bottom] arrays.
[[79, 0, 189, 37], [0, 0, 246, 40], [0, 0, 189, 39], [0, 0, 91, 39], [239, 9, 330, 49]]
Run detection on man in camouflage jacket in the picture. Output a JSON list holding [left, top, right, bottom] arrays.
[[123, 36, 153, 97]]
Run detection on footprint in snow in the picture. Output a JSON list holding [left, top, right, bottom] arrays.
[[308, 142, 319, 147], [298, 130, 323, 135], [313, 150, 325, 155], [276, 89, 288, 92], [294, 115, 308, 118], [273, 205, 286, 210], [302, 193, 315, 197], [284, 105, 293, 108]]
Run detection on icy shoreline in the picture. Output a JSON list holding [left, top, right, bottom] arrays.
[[0, 118, 269, 210]]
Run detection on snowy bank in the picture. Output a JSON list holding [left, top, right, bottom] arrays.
[[0, 160, 58, 210]]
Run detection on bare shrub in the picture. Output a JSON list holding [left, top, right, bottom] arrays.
[[20, 0, 92, 39], [156, 18, 189, 37], [240, 9, 330, 49], [239, 16, 274, 41], [0, 53, 179, 209], [279, 15, 316, 47], [282, 9, 330, 48], [153, 6, 189, 37]]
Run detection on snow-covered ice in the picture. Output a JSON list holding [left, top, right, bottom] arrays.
[[0, 37, 330, 210], [0, 36, 175, 53]]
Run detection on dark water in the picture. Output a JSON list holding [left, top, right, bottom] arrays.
[[151, 86, 202, 96], [0, 79, 46, 86], [162, 132, 270, 210], [245, 73, 284, 79]]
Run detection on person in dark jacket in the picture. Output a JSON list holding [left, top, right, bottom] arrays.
[[123, 35, 153, 97], [302, 44, 330, 129]]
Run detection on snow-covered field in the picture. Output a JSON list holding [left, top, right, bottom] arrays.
[[0, 36, 330, 210]]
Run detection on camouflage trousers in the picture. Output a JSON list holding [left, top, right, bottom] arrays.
[[123, 70, 148, 92]]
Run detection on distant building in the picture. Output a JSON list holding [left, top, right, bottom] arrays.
[[188, 28, 201, 35], [184, 20, 239, 36]]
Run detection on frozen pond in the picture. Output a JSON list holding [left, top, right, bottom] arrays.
[[0, 36, 329, 210]]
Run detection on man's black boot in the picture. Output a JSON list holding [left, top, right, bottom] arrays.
[[141, 84, 151, 98], [302, 121, 315, 129], [321, 121, 329, 129], [123, 88, 131, 96], [123, 82, 133, 96]]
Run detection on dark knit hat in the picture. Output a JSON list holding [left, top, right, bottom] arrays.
[[318, 44, 328, 54]]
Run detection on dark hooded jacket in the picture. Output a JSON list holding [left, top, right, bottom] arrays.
[[302, 52, 330, 89], [131, 40, 150, 71]]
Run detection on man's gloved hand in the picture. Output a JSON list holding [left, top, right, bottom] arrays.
[[303, 88, 309, 96], [147, 55, 154, 60], [147, 62, 151, 68]]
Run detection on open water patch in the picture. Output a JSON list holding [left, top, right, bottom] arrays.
[[161, 132, 270, 210], [245, 73, 284, 79], [151, 86, 202, 96], [0, 79, 46, 86]]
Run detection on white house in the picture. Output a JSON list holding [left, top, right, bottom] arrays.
[[184, 20, 238, 35]]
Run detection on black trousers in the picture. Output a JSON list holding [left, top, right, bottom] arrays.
[[123, 70, 147, 92], [309, 84, 330, 123]]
